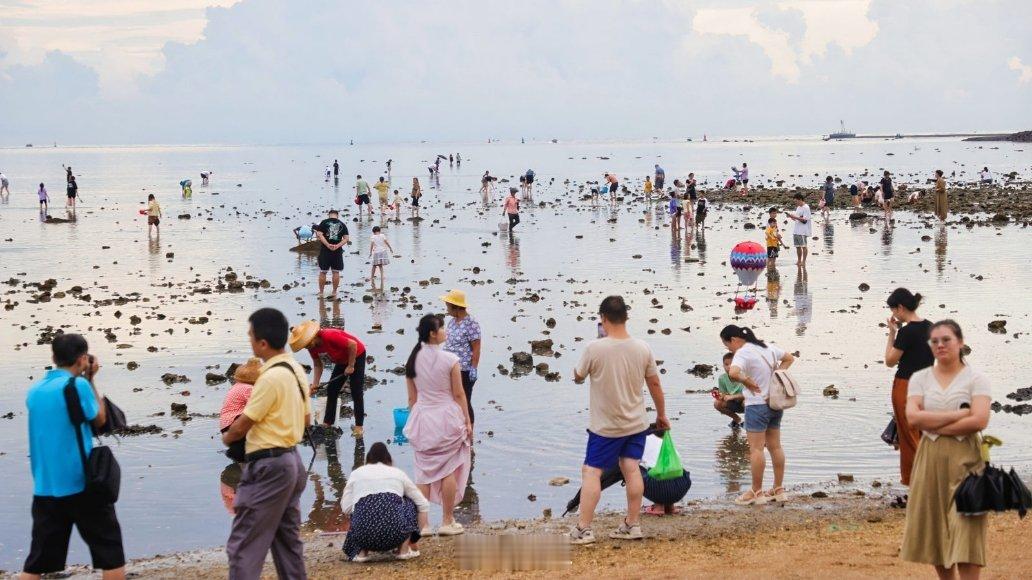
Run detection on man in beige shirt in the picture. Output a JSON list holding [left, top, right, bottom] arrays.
[[569, 295, 669, 545]]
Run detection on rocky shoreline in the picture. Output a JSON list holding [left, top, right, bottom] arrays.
[[964, 130, 1032, 143]]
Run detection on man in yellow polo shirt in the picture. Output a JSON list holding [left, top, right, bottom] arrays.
[[222, 308, 311, 579]]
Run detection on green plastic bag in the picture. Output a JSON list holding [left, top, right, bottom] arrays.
[[647, 431, 684, 481]]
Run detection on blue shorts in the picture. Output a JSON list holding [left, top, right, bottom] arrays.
[[584, 429, 647, 470], [744, 404, 783, 433]]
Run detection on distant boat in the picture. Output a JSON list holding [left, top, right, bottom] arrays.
[[25, 143, 33, 148], [823, 120, 856, 141]]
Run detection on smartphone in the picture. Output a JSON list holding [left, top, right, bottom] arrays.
[[597, 323, 606, 339]]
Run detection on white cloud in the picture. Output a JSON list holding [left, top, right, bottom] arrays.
[[1008, 56, 1032, 84]]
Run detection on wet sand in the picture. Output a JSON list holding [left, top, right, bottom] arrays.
[[63, 491, 1031, 579]]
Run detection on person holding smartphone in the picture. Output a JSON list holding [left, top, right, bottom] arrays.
[[23, 334, 124, 579]]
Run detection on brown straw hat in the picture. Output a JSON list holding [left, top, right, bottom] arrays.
[[288, 320, 320, 353], [233, 357, 263, 385]]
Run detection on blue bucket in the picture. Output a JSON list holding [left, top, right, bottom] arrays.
[[393, 407, 410, 430]]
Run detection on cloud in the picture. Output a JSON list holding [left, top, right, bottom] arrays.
[[1009, 56, 1032, 84]]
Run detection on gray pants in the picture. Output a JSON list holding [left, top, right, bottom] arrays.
[[227, 449, 307, 580]]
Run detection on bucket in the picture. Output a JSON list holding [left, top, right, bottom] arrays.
[[393, 407, 410, 430]]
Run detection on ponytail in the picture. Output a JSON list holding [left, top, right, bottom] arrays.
[[719, 324, 767, 348], [886, 287, 922, 312], [405, 314, 445, 379]]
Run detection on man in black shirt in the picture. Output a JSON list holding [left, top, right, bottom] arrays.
[[315, 209, 349, 298], [332, 160, 339, 178]]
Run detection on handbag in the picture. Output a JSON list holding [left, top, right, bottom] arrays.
[[64, 378, 122, 503], [763, 351, 800, 410], [881, 418, 899, 446]]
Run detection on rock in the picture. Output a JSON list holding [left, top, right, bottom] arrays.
[[823, 385, 840, 397], [113, 424, 164, 436], [177, 213, 191, 220], [858, 283, 870, 292], [225, 363, 240, 378], [511, 352, 533, 366], [848, 212, 869, 220], [161, 373, 190, 385], [529, 339, 553, 355], [527, 494, 537, 502], [1006, 386, 1032, 402], [837, 473, 854, 483], [549, 477, 570, 486], [811, 491, 829, 498], [542, 508, 552, 520], [545, 317, 557, 328], [205, 373, 227, 385], [988, 320, 1007, 333], [126, 361, 139, 371], [170, 402, 188, 415], [687, 364, 714, 378]]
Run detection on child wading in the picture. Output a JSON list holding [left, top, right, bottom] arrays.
[[147, 194, 162, 235], [369, 226, 395, 290]]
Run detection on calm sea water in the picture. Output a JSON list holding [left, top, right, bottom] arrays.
[[0, 138, 1030, 570]]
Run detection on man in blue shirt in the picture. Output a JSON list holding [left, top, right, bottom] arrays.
[[654, 164, 665, 192], [23, 334, 124, 579]]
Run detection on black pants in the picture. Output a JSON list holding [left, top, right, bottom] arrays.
[[24, 493, 125, 574], [461, 370, 477, 425], [325, 353, 366, 426], [508, 213, 520, 230]]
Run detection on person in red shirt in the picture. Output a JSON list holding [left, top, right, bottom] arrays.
[[289, 320, 367, 436]]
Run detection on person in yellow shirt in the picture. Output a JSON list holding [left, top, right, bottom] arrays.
[[222, 308, 311, 579], [147, 194, 162, 235], [643, 176, 653, 202], [373, 176, 391, 215], [764, 217, 783, 266]]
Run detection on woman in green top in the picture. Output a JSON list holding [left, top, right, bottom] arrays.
[[713, 353, 746, 428]]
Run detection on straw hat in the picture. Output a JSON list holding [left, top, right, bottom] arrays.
[[440, 289, 469, 309], [289, 320, 320, 353], [233, 357, 263, 385]]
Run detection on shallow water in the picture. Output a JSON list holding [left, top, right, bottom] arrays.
[[1, 138, 1030, 570]]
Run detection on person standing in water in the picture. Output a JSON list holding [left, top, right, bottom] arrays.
[[410, 177, 422, 219], [883, 288, 933, 490], [785, 193, 811, 266], [0, 171, 9, 196], [368, 225, 394, 289], [503, 187, 520, 232], [333, 160, 339, 179], [880, 170, 894, 222], [820, 176, 834, 220], [355, 175, 373, 218], [290, 320, 368, 436], [373, 176, 391, 218], [643, 176, 653, 203], [653, 164, 665, 192], [146, 194, 162, 236], [441, 290, 481, 430], [315, 209, 349, 298], [686, 172, 698, 203], [604, 173, 619, 203], [933, 169, 948, 221], [37, 183, 49, 212], [66, 175, 78, 208]]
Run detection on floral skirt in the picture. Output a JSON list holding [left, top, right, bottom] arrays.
[[343, 493, 420, 559]]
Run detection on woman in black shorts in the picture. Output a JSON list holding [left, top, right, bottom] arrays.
[[880, 170, 894, 221]]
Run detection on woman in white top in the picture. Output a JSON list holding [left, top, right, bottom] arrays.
[[901, 320, 991, 578], [341, 442, 429, 562], [368, 225, 394, 289], [720, 325, 796, 506]]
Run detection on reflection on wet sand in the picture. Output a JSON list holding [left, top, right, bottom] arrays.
[[935, 225, 948, 277], [305, 438, 357, 534], [504, 235, 521, 272], [793, 266, 811, 336], [695, 228, 707, 262], [714, 432, 750, 493], [766, 265, 781, 319], [822, 221, 834, 253], [880, 220, 894, 254], [318, 296, 345, 328]]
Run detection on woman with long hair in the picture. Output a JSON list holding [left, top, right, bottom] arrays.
[[411, 177, 422, 219], [719, 325, 796, 505], [884, 288, 934, 489], [341, 442, 430, 562], [901, 320, 991, 579], [402, 314, 472, 536]]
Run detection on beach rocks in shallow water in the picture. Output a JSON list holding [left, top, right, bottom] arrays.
[[529, 339, 554, 355], [858, 283, 870, 292], [988, 320, 1007, 333], [1006, 386, 1032, 402], [823, 385, 840, 397], [114, 424, 163, 436], [161, 373, 190, 385], [549, 477, 570, 486], [687, 364, 714, 378], [170, 402, 188, 416], [849, 212, 869, 221], [205, 373, 227, 385], [837, 473, 854, 483], [991, 401, 1032, 415], [510, 352, 534, 376]]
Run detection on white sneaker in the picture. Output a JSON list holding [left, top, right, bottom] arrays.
[[396, 549, 420, 561], [437, 522, 465, 536], [608, 520, 643, 540]]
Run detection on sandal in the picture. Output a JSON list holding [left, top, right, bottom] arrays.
[[734, 489, 770, 506], [767, 486, 787, 502]]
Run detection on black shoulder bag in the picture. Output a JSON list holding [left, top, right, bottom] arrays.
[[64, 378, 122, 503], [224, 362, 312, 463]]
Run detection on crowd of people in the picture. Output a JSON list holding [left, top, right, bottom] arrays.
[[15, 156, 1005, 580]]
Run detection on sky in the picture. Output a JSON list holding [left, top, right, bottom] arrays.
[[1, 0, 1030, 145]]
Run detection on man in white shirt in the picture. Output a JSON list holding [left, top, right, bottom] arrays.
[[979, 167, 992, 186], [785, 193, 811, 266]]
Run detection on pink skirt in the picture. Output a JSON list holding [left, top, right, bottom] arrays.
[[403, 402, 470, 506]]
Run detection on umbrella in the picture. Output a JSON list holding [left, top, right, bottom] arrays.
[[562, 467, 625, 516]]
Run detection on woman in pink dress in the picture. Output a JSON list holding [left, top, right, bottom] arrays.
[[402, 314, 472, 536]]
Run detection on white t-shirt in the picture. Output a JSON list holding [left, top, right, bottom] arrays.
[[370, 233, 389, 254], [907, 365, 991, 441], [980, 170, 991, 181], [730, 342, 787, 407], [340, 462, 430, 514], [792, 204, 812, 236]]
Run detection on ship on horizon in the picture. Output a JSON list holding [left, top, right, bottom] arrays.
[[823, 120, 856, 141]]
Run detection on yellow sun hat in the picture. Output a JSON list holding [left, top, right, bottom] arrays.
[[288, 320, 320, 353], [233, 357, 263, 385], [440, 289, 469, 309]]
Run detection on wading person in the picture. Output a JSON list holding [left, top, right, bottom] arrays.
[[934, 169, 948, 221], [441, 290, 481, 429], [410, 177, 422, 219], [66, 175, 78, 208], [901, 320, 991, 579], [355, 175, 372, 217], [37, 183, 49, 211], [146, 194, 161, 235], [570, 296, 669, 545], [880, 170, 895, 221], [884, 288, 933, 490], [315, 209, 348, 298], [402, 315, 472, 537], [604, 172, 619, 203], [223, 308, 310, 580], [0, 171, 9, 196], [785, 193, 811, 266], [23, 334, 124, 580], [654, 164, 665, 192], [374, 176, 390, 217], [290, 320, 367, 437], [503, 187, 520, 232], [368, 225, 394, 289], [342, 442, 429, 562], [720, 325, 796, 505]]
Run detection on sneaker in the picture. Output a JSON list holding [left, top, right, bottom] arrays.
[[396, 549, 420, 561], [352, 553, 370, 563], [437, 522, 465, 536], [608, 520, 644, 540], [568, 526, 596, 545]]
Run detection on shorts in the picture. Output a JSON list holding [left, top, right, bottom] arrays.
[[608, 183, 618, 194], [318, 249, 344, 272], [357, 194, 371, 205], [372, 250, 390, 266], [526, 176, 534, 184], [67, 190, 77, 199], [725, 398, 746, 414], [793, 234, 807, 247], [767, 246, 779, 259], [584, 429, 647, 470], [148, 216, 160, 226], [744, 403, 783, 432], [882, 191, 894, 200], [412, 196, 420, 207], [675, 208, 683, 217], [742, 178, 749, 185], [824, 194, 834, 206], [378, 195, 388, 206], [24, 492, 125, 574]]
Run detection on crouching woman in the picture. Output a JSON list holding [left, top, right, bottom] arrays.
[[342, 442, 430, 563]]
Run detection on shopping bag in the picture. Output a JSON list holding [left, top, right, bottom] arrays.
[[647, 431, 684, 481]]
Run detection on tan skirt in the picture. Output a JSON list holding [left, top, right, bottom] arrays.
[[900, 434, 987, 567]]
